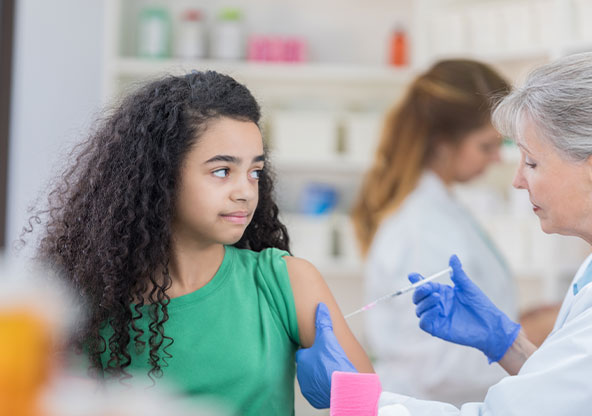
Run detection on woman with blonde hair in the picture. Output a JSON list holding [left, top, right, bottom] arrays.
[[351, 59, 517, 405]]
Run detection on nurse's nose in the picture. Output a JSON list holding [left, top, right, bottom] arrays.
[[512, 165, 527, 189]]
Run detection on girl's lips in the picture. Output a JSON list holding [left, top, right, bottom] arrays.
[[221, 212, 249, 224]]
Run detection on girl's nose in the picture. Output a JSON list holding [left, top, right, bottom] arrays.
[[231, 175, 256, 202]]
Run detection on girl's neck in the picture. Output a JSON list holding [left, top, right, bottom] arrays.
[[166, 237, 226, 298]]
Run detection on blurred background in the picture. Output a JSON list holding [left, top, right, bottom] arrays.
[[1, 0, 592, 414]]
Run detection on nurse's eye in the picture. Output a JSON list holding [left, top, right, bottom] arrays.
[[212, 168, 229, 178], [524, 158, 537, 169]]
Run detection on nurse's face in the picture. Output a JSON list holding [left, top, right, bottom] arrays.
[[512, 120, 592, 239], [451, 124, 502, 182]]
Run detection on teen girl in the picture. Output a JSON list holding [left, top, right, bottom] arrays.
[[27, 71, 373, 414]]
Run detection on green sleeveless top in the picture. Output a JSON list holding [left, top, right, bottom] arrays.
[[100, 246, 300, 415]]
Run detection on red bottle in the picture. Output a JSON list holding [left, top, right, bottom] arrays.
[[389, 26, 408, 67]]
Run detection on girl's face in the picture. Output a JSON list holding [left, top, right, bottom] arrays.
[[173, 117, 264, 247], [513, 119, 592, 238], [451, 123, 502, 182]]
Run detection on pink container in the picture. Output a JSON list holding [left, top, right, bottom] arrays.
[[247, 35, 268, 61], [247, 36, 307, 63], [330, 371, 382, 416]]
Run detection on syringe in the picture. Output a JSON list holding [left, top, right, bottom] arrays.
[[344, 266, 453, 319]]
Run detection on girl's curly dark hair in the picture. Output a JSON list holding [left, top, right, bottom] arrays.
[[24, 71, 290, 379]]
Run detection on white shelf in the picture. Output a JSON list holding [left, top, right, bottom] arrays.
[[559, 39, 592, 56], [468, 47, 550, 64], [501, 145, 521, 164], [428, 46, 550, 65], [316, 261, 364, 278], [512, 263, 581, 279], [466, 42, 592, 64], [272, 156, 370, 175], [414, 0, 592, 68], [109, 58, 416, 85]]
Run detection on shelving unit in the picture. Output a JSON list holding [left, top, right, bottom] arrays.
[[412, 0, 592, 307], [101, 2, 592, 414], [102, 0, 417, 99], [272, 156, 369, 175], [103, 0, 592, 310], [102, 0, 416, 291], [413, 0, 592, 68], [106, 58, 414, 95]]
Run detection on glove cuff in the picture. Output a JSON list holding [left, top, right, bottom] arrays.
[[486, 316, 521, 364]]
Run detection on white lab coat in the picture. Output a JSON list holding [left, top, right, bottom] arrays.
[[378, 252, 592, 415], [365, 171, 518, 406]]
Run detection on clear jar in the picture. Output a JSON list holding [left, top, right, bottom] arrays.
[[210, 8, 244, 60], [174, 9, 206, 59], [137, 6, 171, 58]]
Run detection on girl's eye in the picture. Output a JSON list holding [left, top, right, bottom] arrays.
[[250, 169, 263, 180], [212, 168, 229, 178]]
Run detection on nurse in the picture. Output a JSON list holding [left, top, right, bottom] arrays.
[[351, 59, 518, 405], [297, 52, 592, 414]]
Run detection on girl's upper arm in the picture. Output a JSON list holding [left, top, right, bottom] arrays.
[[284, 256, 374, 373]]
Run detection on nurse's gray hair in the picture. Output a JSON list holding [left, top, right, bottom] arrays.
[[492, 52, 592, 161]]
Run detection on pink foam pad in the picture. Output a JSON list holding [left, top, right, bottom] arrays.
[[330, 371, 382, 416]]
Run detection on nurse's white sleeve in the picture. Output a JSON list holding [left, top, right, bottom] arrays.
[[483, 289, 592, 415], [378, 391, 479, 416], [379, 288, 592, 416]]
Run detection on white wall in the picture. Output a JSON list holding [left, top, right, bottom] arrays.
[[6, 0, 104, 250]]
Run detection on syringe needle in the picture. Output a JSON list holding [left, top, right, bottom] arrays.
[[344, 266, 452, 319]]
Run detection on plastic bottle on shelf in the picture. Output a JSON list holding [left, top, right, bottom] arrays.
[[137, 6, 171, 59], [300, 183, 339, 216], [389, 24, 408, 67], [211, 8, 244, 60], [174, 9, 206, 60]]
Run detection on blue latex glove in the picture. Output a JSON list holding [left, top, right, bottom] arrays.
[[409, 255, 521, 363], [295, 302, 357, 409]]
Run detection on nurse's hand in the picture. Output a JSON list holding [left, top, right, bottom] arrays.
[[409, 255, 521, 363], [295, 303, 357, 409]]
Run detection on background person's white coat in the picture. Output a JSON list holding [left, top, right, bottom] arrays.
[[364, 170, 518, 406]]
